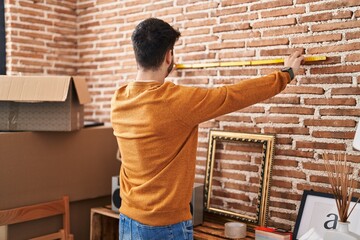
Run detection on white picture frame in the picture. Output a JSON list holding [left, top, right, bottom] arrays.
[[293, 190, 360, 240]]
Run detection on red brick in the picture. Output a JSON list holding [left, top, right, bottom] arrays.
[[304, 98, 356, 106], [356, 9, 360, 17], [219, 50, 256, 59], [19, 16, 53, 26], [19, 31, 53, 41], [181, 28, 210, 37], [250, 0, 293, 11], [216, 6, 247, 16], [291, 33, 342, 44], [209, 41, 245, 50], [220, 13, 258, 23], [272, 169, 306, 179], [145, 1, 173, 11], [254, 116, 299, 124], [213, 23, 251, 33], [18, 59, 51, 67], [296, 0, 321, 3], [308, 42, 360, 54], [303, 56, 341, 66], [48, 13, 76, 23], [270, 211, 297, 222], [183, 69, 217, 77], [296, 141, 346, 151], [299, 76, 352, 84], [247, 38, 289, 47], [282, 86, 324, 95], [157, 7, 183, 17], [270, 199, 296, 209], [332, 87, 360, 95], [311, 65, 360, 74], [302, 162, 326, 171], [11, 22, 45, 31], [260, 48, 305, 57], [312, 20, 360, 32], [184, 19, 217, 28], [18, 1, 52, 11], [219, 69, 257, 76], [261, 6, 305, 18], [312, 131, 355, 139], [223, 126, 262, 134], [11, 66, 44, 73], [10, 7, 45, 17], [221, 31, 261, 40], [221, 0, 257, 6], [215, 115, 252, 122], [271, 191, 302, 202], [320, 108, 360, 117], [310, 175, 331, 184], [252, 18, 296, 29], [264, 127, 309, 135], [299, 10, 352, 23], [225, 182, 258, 193], [297, 184, 331, 194], [275, 149, 314, 159], [310, 0, 360, 12], [327, 154, 360, 164], [263, 96, 300, 104], [269, 107, 315, 115], [273, 158, 298, 167], [304, 119, 356, 127], [186, 2, 219, 12], [263, 26, 308, 37], [182, 52, 216, 61], [345, 53, 360, 62]]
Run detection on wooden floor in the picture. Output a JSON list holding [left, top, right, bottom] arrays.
[[194, 221, 255, 240]]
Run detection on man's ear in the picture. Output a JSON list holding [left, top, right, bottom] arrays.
[[165, 49, 172, 64]]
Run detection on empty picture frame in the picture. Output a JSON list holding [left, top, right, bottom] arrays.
[[204, 130, 275, 226]]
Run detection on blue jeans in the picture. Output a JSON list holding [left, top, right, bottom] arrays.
[[119, 213, 193, 240]]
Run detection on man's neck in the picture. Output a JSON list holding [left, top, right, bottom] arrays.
[[135, 69, 165, 84]]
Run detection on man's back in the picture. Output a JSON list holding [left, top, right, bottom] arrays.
[[111, 81, 198, 226]]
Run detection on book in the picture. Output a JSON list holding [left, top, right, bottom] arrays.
[[255, 227, 292, 240]]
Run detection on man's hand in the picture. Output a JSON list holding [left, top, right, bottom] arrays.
[[284, 51, 304, 76]]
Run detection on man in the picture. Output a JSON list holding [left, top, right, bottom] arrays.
[[111, 18, 303, 240]]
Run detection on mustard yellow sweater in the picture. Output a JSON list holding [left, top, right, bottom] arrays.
[[110, 71, 290, 226]]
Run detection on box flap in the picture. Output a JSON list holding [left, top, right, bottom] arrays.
[[0, 76, 71, 102], [72, 76, 91, 104]]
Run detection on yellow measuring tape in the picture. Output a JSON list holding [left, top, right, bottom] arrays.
[[175, 56, 326, 69]]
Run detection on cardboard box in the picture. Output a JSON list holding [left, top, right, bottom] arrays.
[[0, 75, 91, 131], [0, 126, 120, 239], [0, 126, 119, 208]]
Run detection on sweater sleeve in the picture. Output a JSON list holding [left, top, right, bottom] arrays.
[[167, 71, 290, 126]]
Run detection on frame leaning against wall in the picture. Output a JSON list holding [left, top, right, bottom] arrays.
[[293, 190, 360, 240], [0, 0, 5, 75], [204, 130, 275, 227]]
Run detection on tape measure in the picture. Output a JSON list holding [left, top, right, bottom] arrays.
[[175, 56, 326, 69]]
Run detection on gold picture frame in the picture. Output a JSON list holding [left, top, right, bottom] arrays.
[[204, 130, 275, 226]]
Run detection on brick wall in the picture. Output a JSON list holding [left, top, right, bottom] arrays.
[[5, 0, 77, 75], [5, 0, 360, 230]]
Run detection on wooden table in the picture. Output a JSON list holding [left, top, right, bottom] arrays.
[[90, 206, 255, 240], [90, 206, 119, 240]]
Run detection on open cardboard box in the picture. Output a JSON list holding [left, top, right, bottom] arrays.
[[0, 76, 91, 131]]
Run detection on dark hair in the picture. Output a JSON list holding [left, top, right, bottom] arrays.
[[131, 18, 181, 70]]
